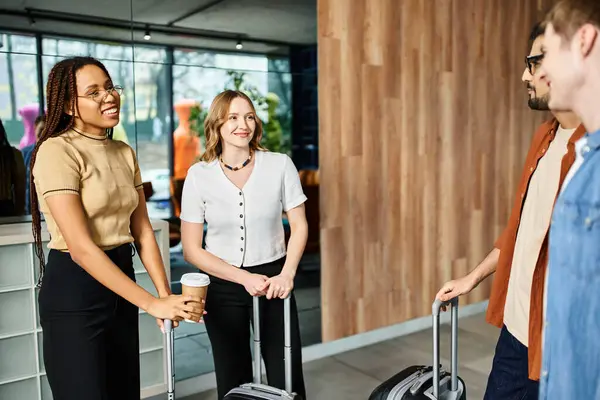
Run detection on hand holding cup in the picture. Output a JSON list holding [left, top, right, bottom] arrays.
[[180, 273, 210, 323]]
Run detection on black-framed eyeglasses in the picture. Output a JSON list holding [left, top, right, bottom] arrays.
[[525, 54, 544, 74], [78, 85, 124, 103]]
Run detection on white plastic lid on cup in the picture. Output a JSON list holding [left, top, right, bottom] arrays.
[[180, 273, 210, 287]]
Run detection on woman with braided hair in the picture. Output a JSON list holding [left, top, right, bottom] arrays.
[[30, 56, 204, 400], [0, 118, 26, 217]]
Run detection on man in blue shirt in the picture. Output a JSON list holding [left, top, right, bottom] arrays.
[[537, 1, 600, 398]]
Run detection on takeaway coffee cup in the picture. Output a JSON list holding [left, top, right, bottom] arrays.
[[180, 273, 210, 323]]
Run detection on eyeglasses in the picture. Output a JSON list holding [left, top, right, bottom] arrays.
[[78, 85, 124, 103], [525, 54, 544, 74]]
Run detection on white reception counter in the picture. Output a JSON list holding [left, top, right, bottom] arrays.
[[0, 219, 171, 400]]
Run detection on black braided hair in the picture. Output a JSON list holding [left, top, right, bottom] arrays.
[[31, 56, 115, 286]]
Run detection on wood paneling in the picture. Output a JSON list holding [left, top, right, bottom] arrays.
[[319, 0, 554, 341]]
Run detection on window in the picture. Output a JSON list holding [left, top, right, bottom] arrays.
[[0, 33, 40, 147]]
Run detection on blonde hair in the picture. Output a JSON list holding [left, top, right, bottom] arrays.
[[200, 90, 266, 162]]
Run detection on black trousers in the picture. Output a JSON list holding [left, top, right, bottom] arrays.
[[39, 244, 140, 400], [204, 258, 307, 399], [484, 325, 539, 400]]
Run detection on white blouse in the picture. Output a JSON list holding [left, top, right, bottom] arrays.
[[180, 151, 307, 267]]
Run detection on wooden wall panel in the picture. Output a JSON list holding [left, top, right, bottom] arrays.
[[319, 0, 555, 342]]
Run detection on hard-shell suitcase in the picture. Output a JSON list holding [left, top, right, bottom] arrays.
[[224, 296, 301, 399], [368, 297, 467, 400], [164, 319, 176, 400]]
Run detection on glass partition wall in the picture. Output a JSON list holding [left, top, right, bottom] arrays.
[[0, 26, 320, 387], [1, 32, 293, 220]]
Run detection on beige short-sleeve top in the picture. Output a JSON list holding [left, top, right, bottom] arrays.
[[33, 129, 143, 251]]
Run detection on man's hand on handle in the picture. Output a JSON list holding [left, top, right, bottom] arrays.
[[435, 274, 477, 311], [436, 248, 501, 311]]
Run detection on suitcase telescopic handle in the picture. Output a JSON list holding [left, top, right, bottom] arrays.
[[164, 319, 175, 400], [253, 295, 293, 394], [432, 297, 459, 399]]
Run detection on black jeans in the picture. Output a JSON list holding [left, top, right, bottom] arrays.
[[484, 325, 539, 400], [39, 244, 140, 400], [204, 258, 307, 399]]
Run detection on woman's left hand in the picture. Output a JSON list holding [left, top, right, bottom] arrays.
[[265, 273, 294, 300]]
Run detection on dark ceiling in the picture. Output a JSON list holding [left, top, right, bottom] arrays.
[[0, 0, 317, 55]]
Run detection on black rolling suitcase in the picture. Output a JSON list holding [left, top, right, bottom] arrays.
[[368, 297, 467, 400], [224, 295, 301, 399]]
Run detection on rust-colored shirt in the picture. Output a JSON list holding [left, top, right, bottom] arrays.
[[486, 118, 586, 381]]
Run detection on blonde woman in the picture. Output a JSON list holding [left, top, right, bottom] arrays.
[[180, 90, 308, 398]]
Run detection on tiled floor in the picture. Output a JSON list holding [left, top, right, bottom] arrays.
[[180, 312, 498, 400]]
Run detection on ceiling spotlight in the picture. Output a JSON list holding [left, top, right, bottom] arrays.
[[143, 26, 151, 41], [235, 40, 243, 50]]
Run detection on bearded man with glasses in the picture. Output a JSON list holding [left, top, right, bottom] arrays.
[[435, 22, 586, 399]]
